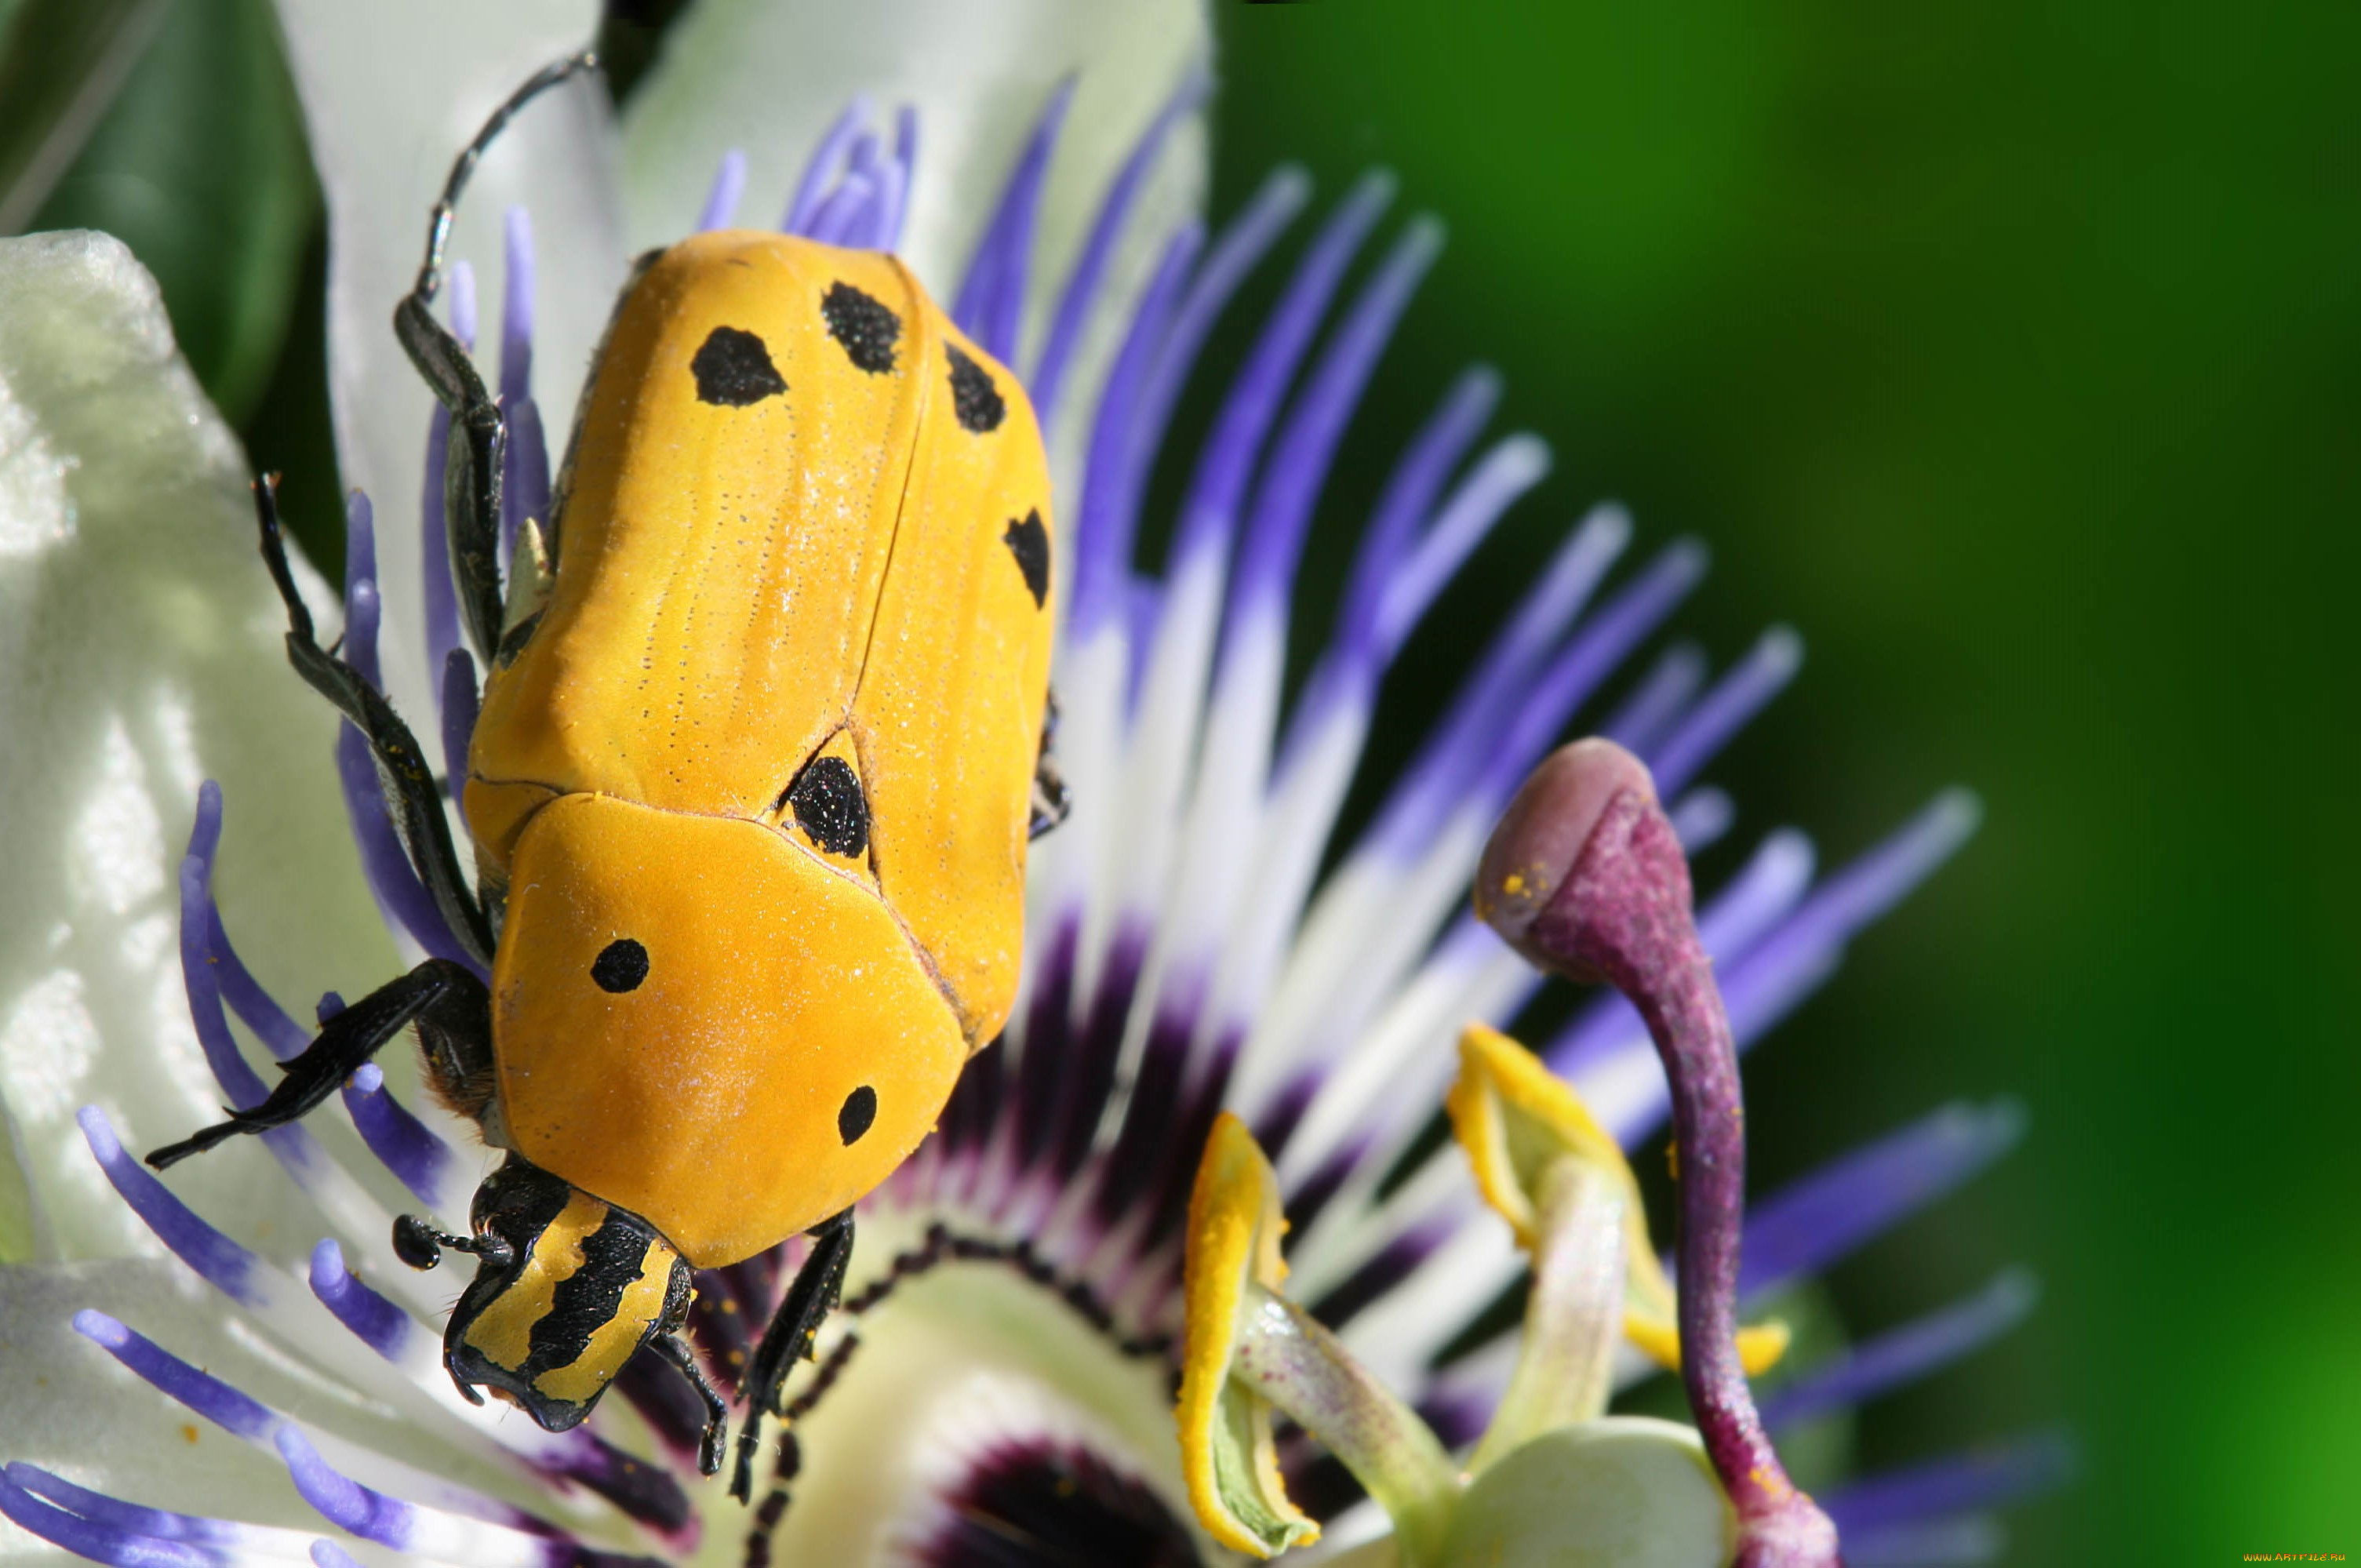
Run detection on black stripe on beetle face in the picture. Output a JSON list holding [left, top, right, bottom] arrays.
[[521, 1210, 661, 1378], [691, 326, 788, 406], [1003, 510, 1050, 608], [822, 282, 900, 374]]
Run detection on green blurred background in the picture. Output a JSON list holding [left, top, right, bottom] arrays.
[[8, 0, 2356, 1560]]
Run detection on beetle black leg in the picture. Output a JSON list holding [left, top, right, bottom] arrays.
[[253, 478, 494, 966], [1029, 686, 1071, 841], [730, 1209, 855, 1504], [650, 1330, 730, 1476], [393, 50, 600, 664], [145, 959, 489, 1170], [394, 289, 504, 666]]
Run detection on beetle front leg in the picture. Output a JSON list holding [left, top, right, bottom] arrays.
[[145, 959, 489, 1170], [253, 478, 494, 966], [731, 1208, 855, 1503], [1029, 685, 1071, 840], [650, 1330, 730, 1476]]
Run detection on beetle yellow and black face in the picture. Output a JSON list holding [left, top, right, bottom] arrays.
[[442, 1157, 691, 1430]]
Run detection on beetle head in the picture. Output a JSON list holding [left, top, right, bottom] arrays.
[[441, 1155, 689, 1429]]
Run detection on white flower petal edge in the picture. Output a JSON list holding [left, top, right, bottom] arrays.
[[0, 1258, 348, 1535], [271, 0, 624, 722], [0, 232, 395, 1269], [620, 0, 1211, 494]]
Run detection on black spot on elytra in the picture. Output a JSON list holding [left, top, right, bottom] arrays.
[[1002, 510, 1049, 608], [839, 1086, 877, 1146], [689, 326, 787, 406], [591, 939, 649, 993], [945, 343, 1006, 433], [787, 755, 869, 858], [821, 282, 900, 374]]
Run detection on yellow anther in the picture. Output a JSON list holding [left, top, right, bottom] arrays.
[[1448, 1024, 1789, 1379], [1177, 1113, 1319, 1558]]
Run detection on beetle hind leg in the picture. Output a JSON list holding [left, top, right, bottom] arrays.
[[730, 1209, 855, 1504], [393, 50, 599, 668]]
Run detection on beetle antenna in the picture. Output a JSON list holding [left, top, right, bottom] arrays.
[[414, 49, 602, 304], [392, 1213, 513, 1272]]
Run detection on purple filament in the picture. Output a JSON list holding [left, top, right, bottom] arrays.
[[1274, 383, 1537, 787], [954, 82, 1073, 362], [698, 148, 747, 231], [71, 1311, 276, 1440], [1370, 424, 1541, 663], [1472, 542, 1715, 815], [274, 1428, 409, 1547], [1737, 1100, 2027, 1301], [804, 169, 876, 249], [1821, 1431, 2075, 1533], [498, 206, 548, 569], [1668, 785, 1734, 850], [1069, 168, 1310, 647], [78, 1108, 261, 1304], [340, 1060, 462, 1210], [203, 899, 307, 1060], [782, 96, 875, 235], [1337, 367, 1504, 667], [6, 1465, 282, 1553], [1221, 214, 1444, 657], [337, 491, 486, 977], [1029, 67, 1210, 427], [178, 784, 322, 1180], [1368, 532, 1693, 864], [1066, 220, 1202, 642], [1760, 1269, 2039, 1431], [1839, 1517, 2006, 1568], [1168, 172, 1395, 577], [309, 1239, 414, 1359], [885, 105, 918, 250], [1645, 625, 1803, 797], [1602, 642, 1708, 758], [0, 1472, 221, 1568]]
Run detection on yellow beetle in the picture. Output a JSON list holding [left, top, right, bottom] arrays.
[[147, 55, 1062, 1501]]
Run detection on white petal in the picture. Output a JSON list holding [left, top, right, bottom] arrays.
[[0, 1258, 326, 1541], [618, 0, 1211, 485], [0, 233, 396, 1264], [271, 1, 626, 719]]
